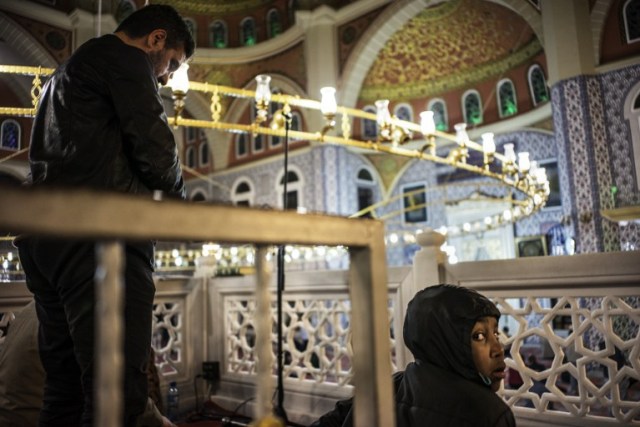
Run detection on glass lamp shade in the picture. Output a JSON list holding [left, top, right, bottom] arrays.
[[375, 99, 391, 125], [320, 87, 337, 116], [503, 143, 516, 163], [481, 132, 496, 154], [454, 123, 468, 145], [420, 111, 436, 135], [255, 74, 272, 104], [518, 152, 531, 172], [167, 63, 190, 94]]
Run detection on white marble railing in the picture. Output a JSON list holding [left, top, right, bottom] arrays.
[[201, 234, 640, 426], [1, 238, 638, 426]]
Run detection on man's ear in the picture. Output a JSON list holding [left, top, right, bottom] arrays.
[[147, 29, 167, 51]]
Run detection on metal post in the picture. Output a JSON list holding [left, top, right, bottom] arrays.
[[95, 241, 124, 427], [254, 245, 274, 421]]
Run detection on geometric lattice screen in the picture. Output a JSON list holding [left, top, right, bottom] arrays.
[[224, 296, 397, 387], [496, 296, 639, 423]]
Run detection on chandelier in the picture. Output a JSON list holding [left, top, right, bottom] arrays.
[[0, 64, 550, 237]]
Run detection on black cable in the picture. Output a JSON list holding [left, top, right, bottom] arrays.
[[193, 374, 202, 414], [274, 112, 291, 423], [222, 396, 254, 427]]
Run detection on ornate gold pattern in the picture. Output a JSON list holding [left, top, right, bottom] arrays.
[[153, 0, 274, 15], [360, 0, 539, 101]]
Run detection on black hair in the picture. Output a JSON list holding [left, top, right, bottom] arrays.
[[115, 4, 195, 59]]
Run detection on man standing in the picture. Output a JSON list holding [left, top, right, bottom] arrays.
[[15, 5, 194, 426]]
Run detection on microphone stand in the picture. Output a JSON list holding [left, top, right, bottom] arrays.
[[274, 112, 291, 424]]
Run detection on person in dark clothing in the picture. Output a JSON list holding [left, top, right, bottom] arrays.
[[0, 301, 174, 427], [310, 284, 516, 427], [14, 5, 194, 427]]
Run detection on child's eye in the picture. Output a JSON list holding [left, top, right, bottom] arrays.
[[472, 332, 486, 341]]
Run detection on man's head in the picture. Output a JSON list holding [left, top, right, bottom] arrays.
[[115, 5, 195, 84], [403, 284, 505, 390]]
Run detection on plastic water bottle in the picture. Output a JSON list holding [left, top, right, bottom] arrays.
[[167, 381, 179, 421]]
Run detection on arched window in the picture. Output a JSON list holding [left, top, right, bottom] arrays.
[[277, 168, 302, 210], [624, 84, 640, 190], [199, 142, 209, 167], [362, 105, 377, 140], [232, 179, 254, 206], [187, 127, 197, 143], [462, 90, 483, 125], [251, 103, 264, 152], [186, 146, 196, 168], [528, 64, 549, 106], [0, 119, 20, 151], [624, 0, 640, 43], [497, 79, 518, 118], [267, 9, 282, 39], [236, 134, 248, 158], [240, 17, 257, 46], [290, 111, 301, 131], [210, 20, 227, 48], [184, 18, 197, 45], [270, 88, 283, 148], [427, 99, 448, 131], [356, 167, 376, 218], [394, 103, 413, 122]]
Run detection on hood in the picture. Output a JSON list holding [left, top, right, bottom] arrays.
[[403, 284, 500, 385]]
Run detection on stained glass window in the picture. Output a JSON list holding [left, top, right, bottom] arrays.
[[267, 9, 282, 38], [1, 120, 20, 151], [498, 79, 518, 118], [241, 17, 257, 47], [428, 99, 448, 131], [211, 20, 227, 48], [529, 64, 549, 105], [463, 91, 483, 125]]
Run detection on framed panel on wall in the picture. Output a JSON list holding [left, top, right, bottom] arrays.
[[402, 183, 427, 223], [539, 159, 561, 209], [515, 235, 548, 257]]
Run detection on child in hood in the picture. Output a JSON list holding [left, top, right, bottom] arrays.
[[311, 284, 516, 427]]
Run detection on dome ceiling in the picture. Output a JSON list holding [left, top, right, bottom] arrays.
[[359, 0, 542, 101]]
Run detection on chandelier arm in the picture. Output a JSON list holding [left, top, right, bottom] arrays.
[[0, 65, 549, 237]]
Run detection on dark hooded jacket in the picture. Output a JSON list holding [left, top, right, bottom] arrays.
[[396, 284, 515, 426], [28, 34, 185, 199], [310, 285, 516, 427]]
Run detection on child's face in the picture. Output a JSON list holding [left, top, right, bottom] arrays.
[[471, 316, 506, 392]]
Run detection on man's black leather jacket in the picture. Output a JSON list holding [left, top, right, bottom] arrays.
[[29, 34, 185, 199]]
